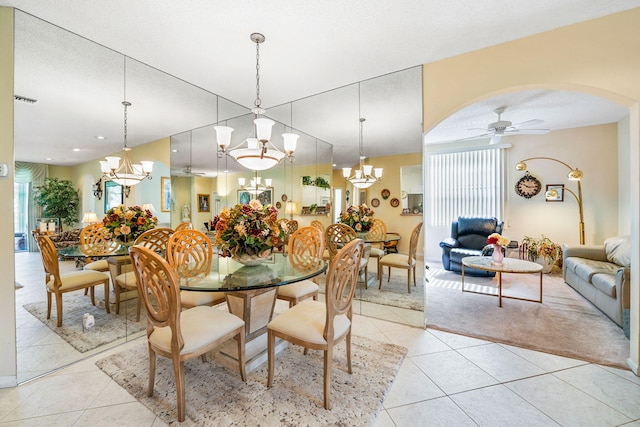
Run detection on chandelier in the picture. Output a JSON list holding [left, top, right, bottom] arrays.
[[343, 117, 383, 189], [238, 173, 272, 195], [214, 33, 298, 171], [99, 57, 153, 187]]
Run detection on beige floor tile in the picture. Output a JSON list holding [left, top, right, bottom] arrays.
[[383, 358, 445, 408], [386, 396, 476, 427], [451, 384, 557, 426], [457, 343, 545, 382], [553, 364, 640, 419], [74, 401, 158, 427], [383, 327, 450, 357], [506, 374, 633, 426], [412, 350, 499, 395], [0, 411, 83, 426], [372, 409, 394, 427], [88, 378, 137, 408], [500, 343, 588, 372], [427, 328, 491, 349]]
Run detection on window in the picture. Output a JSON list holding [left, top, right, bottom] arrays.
[[427, 147, 504, 227]]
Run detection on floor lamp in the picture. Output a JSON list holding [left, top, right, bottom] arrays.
[[515, 157, 585, 245]]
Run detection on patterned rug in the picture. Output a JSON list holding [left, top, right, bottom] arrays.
[[23, 288, 145, 353], [96, 335, 407, 426]]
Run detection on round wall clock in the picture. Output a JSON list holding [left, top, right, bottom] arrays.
[[381, 189, 391, 200], [515, 171, 542, 199], [390, 197, 400, 207], [370, 198, 380, 207]]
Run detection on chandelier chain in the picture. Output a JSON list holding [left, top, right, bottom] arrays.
[[255, 37, 261, 109]]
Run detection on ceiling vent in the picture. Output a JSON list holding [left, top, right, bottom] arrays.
[[14, 95, 38, 104]]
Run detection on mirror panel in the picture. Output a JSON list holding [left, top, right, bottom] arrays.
[[401, 165, 423, 213]]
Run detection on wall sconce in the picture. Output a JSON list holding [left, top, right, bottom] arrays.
[[93, 178, 103, 200], [515, 157, 585, 245], [123, 185, 131, 198]]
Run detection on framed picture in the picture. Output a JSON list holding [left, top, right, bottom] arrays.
[[238, 187, 273, 206], [546, 184, 564, 202], [359, 190, 366, 205], [198, 194, 210, 212], [104, 181, 123, 212], [161, 176, 171, 212]]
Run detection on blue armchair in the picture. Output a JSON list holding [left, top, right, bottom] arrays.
[[439, 216, 504, 277]]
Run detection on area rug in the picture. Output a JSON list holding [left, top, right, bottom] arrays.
[[96, 335, 407, 426], [425, 266, 630, 368], [23, 289, 145, 353]]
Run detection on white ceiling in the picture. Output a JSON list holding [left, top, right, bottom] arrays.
[[4, 1, 638, 170]]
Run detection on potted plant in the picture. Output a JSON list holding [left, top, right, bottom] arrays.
[[521, 234, 562, 273], [33, 177, 80, 231]]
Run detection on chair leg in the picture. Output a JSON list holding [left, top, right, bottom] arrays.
[[407, 269, 411, 293], [237, 326, 246, 382], [103, 280, 110, 314], [378, 265, 383, 289], [55, 293, 63, 327], [147, 346, 156, 397], [346, 331, 352, 374], [413, 266, 417, 287], [46, 292, 52, 320], [89, 286, 95, 306], [267, 330, 275, 387], [324, 347, 332, 410], [115, 284, 121, 315], [173, 359, 186, 422], [387, 266, 391, 282]]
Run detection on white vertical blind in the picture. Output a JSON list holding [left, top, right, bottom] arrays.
[[428, 148, 504, 227]]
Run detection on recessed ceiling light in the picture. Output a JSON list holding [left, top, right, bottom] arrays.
[[95, 135, 106, 140], [72, 148, 80, 152], [172, 149, 179, 153], [45, 157, 52, 161]]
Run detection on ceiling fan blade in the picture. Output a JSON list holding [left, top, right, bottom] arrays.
[[512, 119, 544, 127], [516, 128, 551, 135], [454, 132, 493, 142]]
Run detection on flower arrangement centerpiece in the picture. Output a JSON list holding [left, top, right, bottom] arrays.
[[486, 232, 510, 265], [522, 234, 562, 272], [102, 205, 158, 243], [338, 204, 374, 234], [211, 199, 285, 266]]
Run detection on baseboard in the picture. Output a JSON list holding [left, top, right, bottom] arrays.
[[0, 375, 17, 388], [627, 357, 640, 376]]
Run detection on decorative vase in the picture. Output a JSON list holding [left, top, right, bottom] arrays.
[[232, 251, 273, 267], [491, 244, 504, 265], [534, 257, 554, 274]]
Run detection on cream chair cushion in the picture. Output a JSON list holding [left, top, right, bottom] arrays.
[[369, 247, 385, 258], [47, 270, 110, 292], [149, 306, 244, 354], [115, 271, 137, 289], [277, 280, 319, 300], [379, 253, 415, 268], [180, 290, 225, 307], [268, 300, 350, 345], [84, 259, 109, 271]]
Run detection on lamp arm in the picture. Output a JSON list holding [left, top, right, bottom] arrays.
[[561, 184, 585, 245], [518, 156, 576, 172]]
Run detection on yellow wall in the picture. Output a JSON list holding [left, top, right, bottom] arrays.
[[422, 7, 640, 373], [0, 7, 16, 386]]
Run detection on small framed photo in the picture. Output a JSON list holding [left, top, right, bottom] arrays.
[[545, 184, 564, 202], [238, 187, 273, 206], [198, 194, 210, 212]]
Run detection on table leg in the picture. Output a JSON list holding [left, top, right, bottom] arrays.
[[497, 271, 502, 307], [461, 264, 465, 291], [539, 271, 543, 303]]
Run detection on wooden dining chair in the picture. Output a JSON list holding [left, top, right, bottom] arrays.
[[80, 223, 118, 272], [129, 245, 246, 422], [378, 222, 423, 293], [36, 235, 111, 327], [111, 227, 175, 320], [367, 219, 387, 278], [267, 238, 364, 409], [310, 220, 330, 261], [166, 229, 225, 308], [276, 226, 325, 307], [325, 223, 369, 279]]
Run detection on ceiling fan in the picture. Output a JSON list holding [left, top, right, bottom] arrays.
[[171, 132, 206, 176], [464, 106, 551, 144]]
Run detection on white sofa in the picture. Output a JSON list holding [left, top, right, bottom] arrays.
[[562, 236, 631, 336]]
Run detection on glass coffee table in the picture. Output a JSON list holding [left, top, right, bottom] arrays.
[[461, 256, 543, 307]]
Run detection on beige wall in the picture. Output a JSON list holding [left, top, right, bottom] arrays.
[[0, 7, 16, 387], [422, 8, 640, 373]]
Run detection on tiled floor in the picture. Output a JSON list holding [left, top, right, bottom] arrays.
[[6, 253, 640, 426]]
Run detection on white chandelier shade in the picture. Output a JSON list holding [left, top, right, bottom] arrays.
[[238, 175, 272, 195], [343, 116, 382, 189]]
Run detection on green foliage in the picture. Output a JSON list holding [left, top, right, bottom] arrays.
[[313, 176, 330, 189], [34, 178, 80, 230]]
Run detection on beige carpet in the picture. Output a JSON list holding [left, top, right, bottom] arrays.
[[23, 288, 145, 353], [426, 266, 630, 368], [96, 335, 407, 426]]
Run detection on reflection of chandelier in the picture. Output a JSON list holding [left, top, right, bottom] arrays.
[[214, 33, 297, 171], [99, 58, 153, 186], [343, 117, 383, 189], [239, 173, 272, 195]]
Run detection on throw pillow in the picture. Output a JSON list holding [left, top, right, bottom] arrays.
[[604, 235, 631, 268]]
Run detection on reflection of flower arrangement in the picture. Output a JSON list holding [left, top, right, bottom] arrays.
[[211, 200, 285, 258], [487, 233, 510, 246], [338, 204, 374, 232], [522, 234, 562, 264], [103, 205, 158, 242]]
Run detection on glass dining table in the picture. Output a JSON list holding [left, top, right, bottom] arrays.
[[175, 252, 327, 372]]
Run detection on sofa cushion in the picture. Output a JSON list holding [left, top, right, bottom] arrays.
[[591, 273, 617, 298], [604, 236, 631, 268], [569, 258, 620, 282]]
